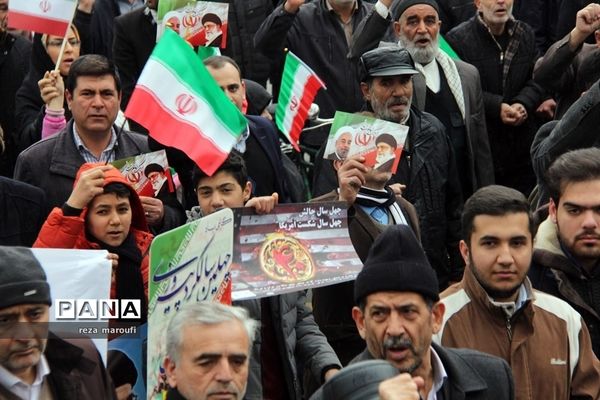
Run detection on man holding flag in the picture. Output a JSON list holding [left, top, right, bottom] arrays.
[[349, 0, 494, 201]]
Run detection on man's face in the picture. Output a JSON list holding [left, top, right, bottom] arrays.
[[376, 142, 394, 158], [0, 0, 8, 32], [206, 63, 246, 112], [196, 171, 251, 216], [335, 132, 352, 159], [361, 75, 413, 123], [352, 292, 443, 374], [86, 193, 132, 247], [395, 5, 441, 64], [148, 171, 166, 192], [461, 213, 532, 301], [0, 304, 49, 382], [475, 0, 514, 27], [165, 321, 250, 400], [66, 75, 121, 138], [549, 180, 600, 264], [203, 21, 221, 34]]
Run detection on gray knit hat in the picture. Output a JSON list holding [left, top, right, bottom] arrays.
[[354, 225, 439, 304], [0, 247, 52, 309]]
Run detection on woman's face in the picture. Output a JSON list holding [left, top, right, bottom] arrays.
[[45, 27, 80, 76]]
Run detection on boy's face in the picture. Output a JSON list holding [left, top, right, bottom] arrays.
[[87, 193, 132, 246], [196, 171, 251, 216]]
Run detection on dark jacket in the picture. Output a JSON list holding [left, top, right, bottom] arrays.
[[530, 79, 600, 209], [0, 32, 31, 177], [13, 120, 148, 212], [89, 0, 121, 58], [14, 34, 69, 156], [349, 9, 494, 195], [255, 0, 371, 123], [534, 33, 600, 119], [0, 333, 117, 400], [348, 344, 515, 400], [0, 177, 46, 246], [391, 108, 463, 288], [113, 7, 156, 113], [446, 15, 544, 191], [311, 190, 420, 365], [530, 218, 600, 356]]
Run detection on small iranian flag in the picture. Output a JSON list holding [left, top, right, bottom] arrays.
[[125, 29, 248, 176], [276, 52, 326, 151], [9, 0, 77, 37]]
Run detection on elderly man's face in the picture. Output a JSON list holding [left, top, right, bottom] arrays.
[[165, 320, 250, 400], [475, 0, 513, 27], [352, 292, 443, 375], [361, 75, 413, 123], [395, 5, 441, 64], [0, 304, 49, 383], [335, 132, 353, 159]]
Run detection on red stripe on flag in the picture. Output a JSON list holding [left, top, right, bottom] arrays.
[[288, 76, 323, 149], [125, 87, 228, 176], [9, 11, 70, 37]]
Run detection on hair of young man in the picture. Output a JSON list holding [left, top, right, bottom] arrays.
[[66, 54, 121, 93], [165, 302, 258, 363], [203, 55, 242, 77], [357, 294, 435, 313], [546, 148, 600, 204], [192, 150, 248, 191], [102, 182, 132, 199], [462, 185, 535, 245]]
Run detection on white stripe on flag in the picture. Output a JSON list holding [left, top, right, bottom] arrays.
[[138, 58, 238, 153], [281, 66, 313, 134], [11, 0, 76, 23]]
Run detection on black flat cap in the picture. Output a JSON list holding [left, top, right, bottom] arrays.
[[360, 47, 419, 82]]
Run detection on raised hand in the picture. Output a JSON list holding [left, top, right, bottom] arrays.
[[66, 165, 114, 209]]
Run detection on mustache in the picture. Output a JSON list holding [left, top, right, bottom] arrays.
[[383, 336, 416, 353], [387, 96, 410, 107], [576, 231, 600, 241], [206, 383, 241, 396]]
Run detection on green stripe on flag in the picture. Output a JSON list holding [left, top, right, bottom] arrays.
[[151, 29, 246, 139], [439, 35, 460, 60], [275, 52, 301, 132], [197, 46, 221, 61]]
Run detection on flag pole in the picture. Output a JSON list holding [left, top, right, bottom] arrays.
[[53, 3, 78, 72]]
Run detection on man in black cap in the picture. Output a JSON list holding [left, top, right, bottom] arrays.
[[340, 224, 514, 400], [350, 0, 494, 201], [0, 246, 117, 399], [202, 13, 223, 47], [359, 46, 464, 290]]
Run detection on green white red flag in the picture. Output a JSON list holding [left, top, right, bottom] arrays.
[[9, 0, 77, 37], [125, 29, 248, 176], [276, 51, 326, 151]]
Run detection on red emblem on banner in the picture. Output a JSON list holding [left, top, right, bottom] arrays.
[[182, 13, 198, 28], [289, 96, 299, 112], [175, 94, 198, 115], [356, 131, 373, 147], [39, 0, 51, 13]]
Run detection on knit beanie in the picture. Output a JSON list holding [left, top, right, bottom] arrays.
[[354, 225, 439, 304], [393, 0, 440, 21], [0, 247, 52, 309]]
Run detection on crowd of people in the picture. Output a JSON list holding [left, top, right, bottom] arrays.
[[3, 0, 600, 399]]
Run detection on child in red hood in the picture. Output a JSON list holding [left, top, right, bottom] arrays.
[[34, 163, 152, 321]]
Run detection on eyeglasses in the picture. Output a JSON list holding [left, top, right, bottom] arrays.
[[47, 38, 81, 47]]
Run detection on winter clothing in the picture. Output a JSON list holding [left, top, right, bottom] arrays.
[[0, 177, 47, 247], [0, 246, 52, 310], [34, 163, 152, 302], [347, 343, 515, 400], [446, 14, 544, 194], [530, 217, 600, 356], [436, 265, 600, 400]]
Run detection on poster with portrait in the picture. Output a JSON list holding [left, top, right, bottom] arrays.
[[157, 1, 229, 48], [230, 202, 363, 301], [323, 111, 409, 174], [147, 209, 234, 399], [111, 150, 174, 198], [107, 324, 147, 400]]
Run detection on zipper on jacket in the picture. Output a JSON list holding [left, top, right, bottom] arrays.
[[500, 51, 504, 62], [506, 316, 513, 341]]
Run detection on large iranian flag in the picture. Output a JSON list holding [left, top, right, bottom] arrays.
[[276, 52, 326, 151], [9, 0, 77, 37], [125, 29, 248, 176]]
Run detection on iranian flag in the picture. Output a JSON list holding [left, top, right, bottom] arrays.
[[125, 29, 248, 176], [9, 0, 77, 37], [276, 52, 326, 151]]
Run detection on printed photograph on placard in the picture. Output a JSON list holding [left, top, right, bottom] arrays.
[[323, 111, 409, 174], [111, 150, 174, 198], [157, 1, 229, 47], [230, 202, 363, 301]]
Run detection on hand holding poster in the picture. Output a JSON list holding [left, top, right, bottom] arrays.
[[323, 111, 409, 174], [230, 202, 363, 300], [111, 150, 174, 198], [147, 208, 234, 398], [157, 1, 229, 47]]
